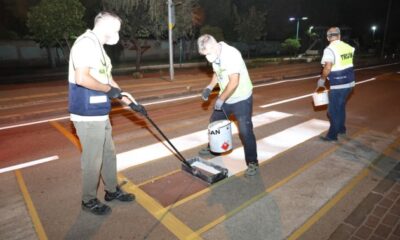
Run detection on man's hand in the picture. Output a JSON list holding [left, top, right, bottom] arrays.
[[129, 103, 147, 116], [214, 98, 224, 111], [317, 78, 326, 88], [106, 85, 122, 99], [201, 87, 212, 101]]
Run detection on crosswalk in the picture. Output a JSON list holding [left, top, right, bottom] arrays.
[[117, 111, 329, 175]]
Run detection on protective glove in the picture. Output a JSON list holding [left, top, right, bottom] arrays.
[[129, 103, 147, 116], [214, 98, 224, 111], [201, 87, 212, 101], [106, 85, 122, 99], [317, 78, 326, 88]]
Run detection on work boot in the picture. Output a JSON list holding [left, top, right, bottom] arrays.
[[82, 198, 111, 215], [104, 186, 135, 202], [245, 163, 259, 177]]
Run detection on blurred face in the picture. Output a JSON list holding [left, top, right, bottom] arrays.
[[104, 19, 121, 45], [202, 44, 219, 63]]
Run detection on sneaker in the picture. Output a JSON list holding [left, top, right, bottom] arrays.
[[320, 136, 338, 142], [104, 186, 135, 202], [245, 163, 259, 177], [82, 198, 111, 215]]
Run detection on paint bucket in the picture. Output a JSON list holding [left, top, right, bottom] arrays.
[[312, 88, 329, 106], [208, 120, 233, 153]]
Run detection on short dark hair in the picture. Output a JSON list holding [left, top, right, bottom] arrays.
[[94, 11, 122, 26]]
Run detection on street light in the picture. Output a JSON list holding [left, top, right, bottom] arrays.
[[371, 25, 377, 41], [289, 17, 308, 40]]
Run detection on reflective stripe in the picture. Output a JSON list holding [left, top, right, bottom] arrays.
[[330, 81, 355, 89]]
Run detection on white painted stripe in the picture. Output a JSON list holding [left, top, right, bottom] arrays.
[[0, 116, 69, 131], [0, 155, 59, 174], [254, 75, 321, 88], [355, 62, 399, 71], [116, 111, 292, 171], [208, 119, 329, 176], [1, 62, 396, 131], [260, 77, 376, 108]]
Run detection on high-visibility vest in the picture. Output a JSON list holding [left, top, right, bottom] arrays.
[[68, 31, 111, 116], [326, 40, 355, 86]]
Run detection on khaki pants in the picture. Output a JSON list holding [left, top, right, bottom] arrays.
[[73, 120, 118, 202]]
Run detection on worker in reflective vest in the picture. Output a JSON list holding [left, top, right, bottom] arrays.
[[317, 27, 355, 141]]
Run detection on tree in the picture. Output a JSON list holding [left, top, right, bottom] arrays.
[[200, 25, 224, 41], [234, 6, 267, 58], [27, 0, 86, 67], [281, 38, 301, 57], [102, 0, 197, 72]]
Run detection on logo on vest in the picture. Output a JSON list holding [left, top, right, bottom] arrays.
[[340, 52, 353, 60]]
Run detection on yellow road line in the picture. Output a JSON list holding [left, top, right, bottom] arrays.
[[195, 128, 367, 235], [169, 128, 367, 210], [287, 135, 400, 240], [118, 173, 202, 240], [15, 170, 48, 240], [288, 168, 370, 240], [49, 121, 81, 151], [137, 169, 181, 187]]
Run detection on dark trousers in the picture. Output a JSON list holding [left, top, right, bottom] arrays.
[[210, 95, 258, 165], [326, 87, 353, 140]]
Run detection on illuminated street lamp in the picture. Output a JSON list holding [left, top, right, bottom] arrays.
[[289, 16, 308, 40], [371, 25, 377, 41]]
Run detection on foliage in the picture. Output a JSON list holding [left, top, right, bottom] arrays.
[[281, 38, 301, 56], [234, 6, 267, 43], [200, 25, 224, 41], [27, 0, 86, 49], [102, 0, 197, 71]]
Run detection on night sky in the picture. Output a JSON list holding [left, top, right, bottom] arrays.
[[1, 0, 399, 50]]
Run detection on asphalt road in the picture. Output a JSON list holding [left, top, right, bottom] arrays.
[[0, 62, 399, 240]]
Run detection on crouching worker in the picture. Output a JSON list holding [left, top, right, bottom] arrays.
[[197, 34, 259, 177], [68, 11, 147, 215]]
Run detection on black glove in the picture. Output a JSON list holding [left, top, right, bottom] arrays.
[[106, 86, 122, 99], [129, 103, 147, 116], [201, 87, 212, 101]]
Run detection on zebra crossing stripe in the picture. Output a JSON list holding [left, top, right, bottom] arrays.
[[117, 111, 292, 171], [208, 119, 329, 176]]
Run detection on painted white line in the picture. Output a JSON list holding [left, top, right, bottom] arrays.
[[254, 75, 321, 88], [0, 116, 69, 131], [0, 155, 59, 174], [116, 111, 292, 171], [209, 119, 329, 176], [355, 62, 399, 71], [260, 77, 376, 108], [1, 62, 397, 131]]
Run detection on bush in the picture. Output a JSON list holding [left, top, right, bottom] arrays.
[[281, 38, 301, 56]]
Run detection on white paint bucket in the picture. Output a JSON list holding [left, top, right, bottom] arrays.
[[208, 120, 233, 153], [312, 89, 329, 106]]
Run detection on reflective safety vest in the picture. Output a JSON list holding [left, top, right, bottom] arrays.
[[212, 42, 253, 103], [326, 40, 355, 86], [68, 31, 111, 116]]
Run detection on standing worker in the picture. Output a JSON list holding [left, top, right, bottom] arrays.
[[68, 11, 146, 215], [197, 34, 259, 177], [317, 27, 355, 141]]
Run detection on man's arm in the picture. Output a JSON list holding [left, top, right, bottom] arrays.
[[321, 62, 333, 80], [219, 73, 239, 101], [75, 67, 113, 92]]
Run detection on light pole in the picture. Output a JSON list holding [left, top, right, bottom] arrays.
[[289, 16, 308, 40], [371, 25, 377, 42]]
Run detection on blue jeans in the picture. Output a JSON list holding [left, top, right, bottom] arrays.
[[210, 95, 258, 165], [326, 87, 353, 140]]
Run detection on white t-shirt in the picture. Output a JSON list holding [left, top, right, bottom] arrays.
[[212, 42, 252, 104], [69, 31, 112, 122]]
